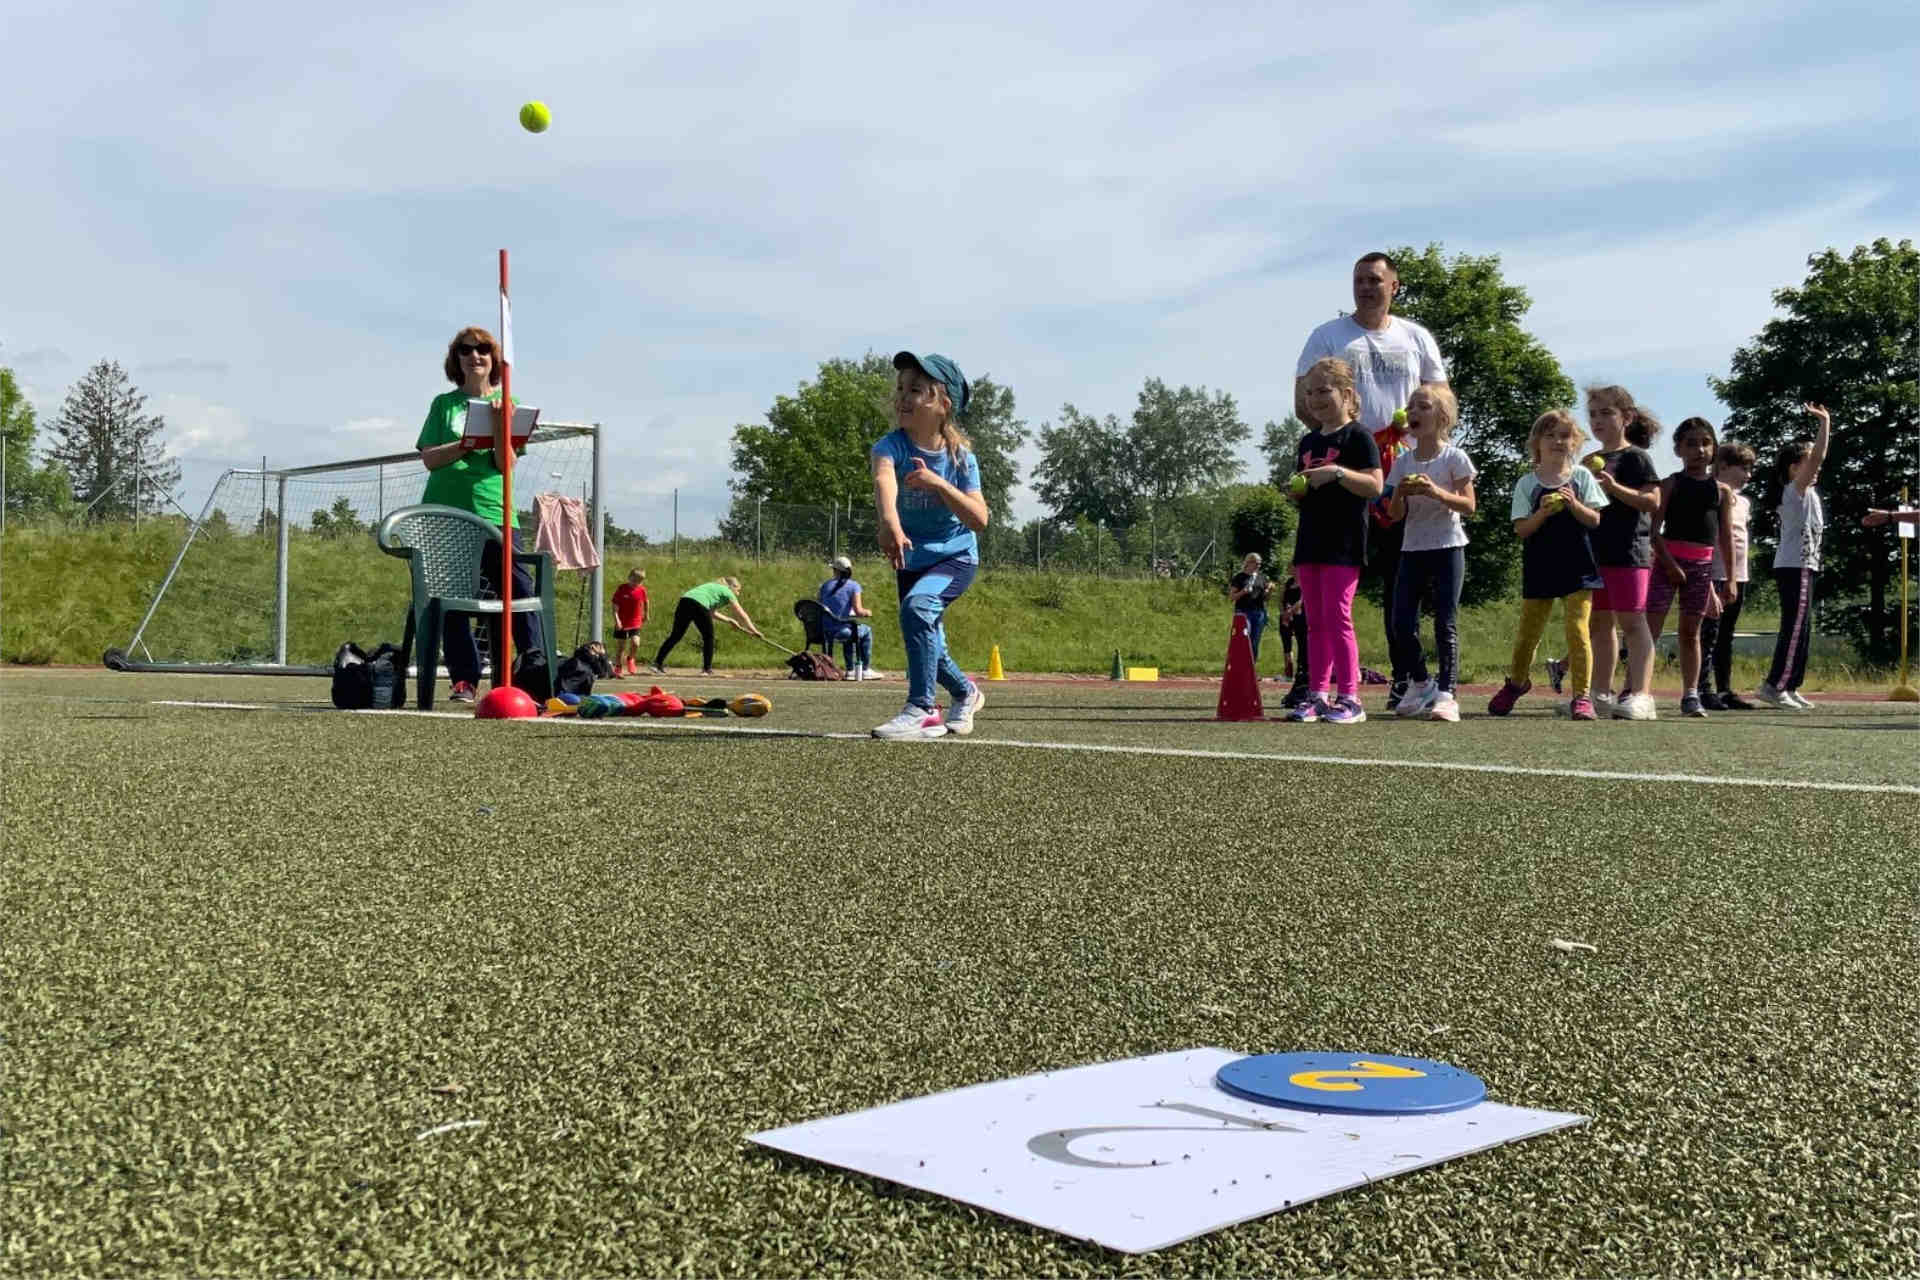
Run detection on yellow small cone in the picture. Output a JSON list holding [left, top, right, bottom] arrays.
[[988, 644, 1006, 681]]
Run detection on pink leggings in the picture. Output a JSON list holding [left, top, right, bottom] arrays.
[[1298, 562, 1362, 697]]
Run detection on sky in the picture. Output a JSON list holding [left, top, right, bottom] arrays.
[[3, 0, 1915, 538]]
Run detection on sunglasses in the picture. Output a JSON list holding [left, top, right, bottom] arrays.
[[455, 342, 493, 357]]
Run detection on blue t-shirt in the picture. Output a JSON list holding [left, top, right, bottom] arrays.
[[818, 577, 863, 640], [872, 430, 981, 570]]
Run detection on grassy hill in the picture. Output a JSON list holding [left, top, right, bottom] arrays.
[[3, 520, 1885, 689]]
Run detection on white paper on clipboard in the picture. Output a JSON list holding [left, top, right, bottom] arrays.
[[460, 399, 540, 449]]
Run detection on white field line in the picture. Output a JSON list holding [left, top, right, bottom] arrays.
[[149, 700, 1920, 797]]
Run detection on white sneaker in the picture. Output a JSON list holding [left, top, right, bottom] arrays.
[[945, 685, 986, 736], [1426, 691, 1459, 722], [1754, 682, 1789, 708], [847, 663, 863, 681], [861, 667, 887, 681], [1593, 691, 1617, 713], [1395, 679, 1438, 718], [871, 704, 946, 739], [1784, 690, 1815, 710], [1612, 693, 1657, 721]]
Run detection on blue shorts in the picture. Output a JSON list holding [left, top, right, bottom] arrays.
[[896, 556, 977, 606]]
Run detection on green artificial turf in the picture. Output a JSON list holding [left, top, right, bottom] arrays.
[[3, 671, 1916, 1276]]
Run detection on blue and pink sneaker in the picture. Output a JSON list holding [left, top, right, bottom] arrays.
[[1286, 694, 1326, 723], [1322, 694, 1367, 724]]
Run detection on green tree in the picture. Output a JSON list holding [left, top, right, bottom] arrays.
[[1, 367, 72, 522], [1031, 405, 1136, 529], [724, 353, 1028, 538], [1257, 415, 1308, 487], [1388, 243, 1576, 605], [1227, 484, 1295, 570], [1033, 378, 1252, 528], [1711, 238, 1919, 661], [1129, 379, 1250, 503], [45, 360, 181, 520], [309, 494, 364, 539]]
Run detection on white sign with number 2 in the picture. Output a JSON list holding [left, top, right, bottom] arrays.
[[750, 1046, 1585, 1254]]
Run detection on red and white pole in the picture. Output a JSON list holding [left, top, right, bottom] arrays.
[[495, 248, 514, 689]]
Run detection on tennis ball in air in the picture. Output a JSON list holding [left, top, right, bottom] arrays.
[[519, 101, 551, 133], [1289, 473, 1309, 497]]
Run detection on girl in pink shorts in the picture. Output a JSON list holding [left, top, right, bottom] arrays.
[[1649, 417, 1737, 718], [1582, 385, 1664, 721]]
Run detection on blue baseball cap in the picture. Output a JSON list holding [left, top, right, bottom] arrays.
[[893, 350, 970, 420]]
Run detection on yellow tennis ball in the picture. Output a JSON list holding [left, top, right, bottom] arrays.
[[519, 101, 551, 134]]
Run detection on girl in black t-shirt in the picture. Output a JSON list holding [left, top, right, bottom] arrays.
[[1286, 357, 1384, 724], [1648, 417, 1737, 718]]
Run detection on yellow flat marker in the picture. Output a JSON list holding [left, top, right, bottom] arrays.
[[1125, 667, 1159, 682]]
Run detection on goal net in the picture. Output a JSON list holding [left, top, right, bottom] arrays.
[[108, 423, 602, 675]]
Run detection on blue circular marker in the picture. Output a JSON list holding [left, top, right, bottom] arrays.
[[1215, 1051, 1485, 1115]]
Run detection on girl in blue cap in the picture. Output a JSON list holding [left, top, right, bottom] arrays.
[[870, 350, 989, 739]]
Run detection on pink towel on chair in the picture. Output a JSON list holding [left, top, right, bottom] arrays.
[[533, 493, 600, 570]]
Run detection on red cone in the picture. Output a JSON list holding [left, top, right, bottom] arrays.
[[1216, 613, 1264, 722]]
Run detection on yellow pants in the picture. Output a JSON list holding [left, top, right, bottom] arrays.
[[1511, 591, 1593, 695]]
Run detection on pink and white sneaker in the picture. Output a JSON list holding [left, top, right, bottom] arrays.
[[871, 703, 946, 740]]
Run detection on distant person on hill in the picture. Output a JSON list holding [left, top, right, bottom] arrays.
[[818, 555, 877, 680], [870, 350, 988, 740], [651, 577, 762, 676], [610, 567, 649, 678], [1295, 251, 1451, 711], [414, 325, 544, 704], [1227, 553, 1273, 662], [1276, 571, 1304, 686]]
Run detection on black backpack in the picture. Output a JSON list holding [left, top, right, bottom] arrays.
[[331, 642, 406, 710], [512, 647, 552, 703], [787, 651, 844, 681]]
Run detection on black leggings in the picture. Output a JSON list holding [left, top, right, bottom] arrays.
[[1765, 567, 1818, 692], [1698, 587, 1746, 695], [654, 597, 716, 670]]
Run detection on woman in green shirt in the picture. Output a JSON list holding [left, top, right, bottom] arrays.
[[651, 577, 763, 675], [414, 325, 544, 702]]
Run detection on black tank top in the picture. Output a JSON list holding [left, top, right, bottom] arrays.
[[1663, 473, 1720, 546]]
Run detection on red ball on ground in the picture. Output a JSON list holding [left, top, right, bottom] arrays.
[[475, 685, 541, 718], [618, 691, 646, 712]]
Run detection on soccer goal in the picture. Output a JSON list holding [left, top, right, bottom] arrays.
[[106, 423, 604, 676]]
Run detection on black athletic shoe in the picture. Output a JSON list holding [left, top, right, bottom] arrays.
[[1385, 680, 1409, 712], [1280, 684, 1310, 710], [1719, 691, 1757, 710], [1697, 691, 1724, 711]]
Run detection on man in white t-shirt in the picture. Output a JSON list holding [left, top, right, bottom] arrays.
[[1293, 252, 1452, 707], [1294, 253, 1450, 432]]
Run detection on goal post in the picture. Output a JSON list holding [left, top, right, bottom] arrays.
[[107, 422, 604, 676]]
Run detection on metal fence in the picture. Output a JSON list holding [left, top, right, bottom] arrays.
[[613, 493, 1244, 579]]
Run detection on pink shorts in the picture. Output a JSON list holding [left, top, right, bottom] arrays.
[[1591, 565, 1649, 614]]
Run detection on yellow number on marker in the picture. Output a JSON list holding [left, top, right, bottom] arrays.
[[1288, 1059, 1427, 1093]]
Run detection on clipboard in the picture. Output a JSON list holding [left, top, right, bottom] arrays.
[[460, 399, 540, 450]]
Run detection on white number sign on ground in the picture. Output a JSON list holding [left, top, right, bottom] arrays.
[[750, 1047, 1586, 1254]]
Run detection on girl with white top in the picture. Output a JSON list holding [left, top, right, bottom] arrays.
[[1757, 403, 1830, 710], [1697, 442, 1756, 710], [1382, 385, 1476, 721]]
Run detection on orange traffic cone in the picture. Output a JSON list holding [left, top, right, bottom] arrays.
[[1216, 613, 1264, 722]]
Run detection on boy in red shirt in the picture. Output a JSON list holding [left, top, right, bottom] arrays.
[[611, 568, 649, 677]]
